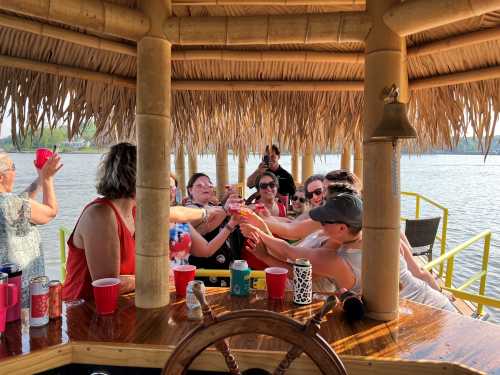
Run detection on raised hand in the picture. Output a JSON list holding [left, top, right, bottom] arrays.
[[39, 154, 63, 180]]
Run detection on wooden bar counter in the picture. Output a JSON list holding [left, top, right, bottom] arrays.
[[1, 289, 500, 374]]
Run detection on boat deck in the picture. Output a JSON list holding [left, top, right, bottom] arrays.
[[1, 288, 500, 374]]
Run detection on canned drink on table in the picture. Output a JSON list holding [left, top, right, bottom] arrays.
[[293, 259, 312, 305], [30, 276, 50, 327], [186, 280, 205, 320], [230, 260, 251, 297], [48, 280, 62, 319]]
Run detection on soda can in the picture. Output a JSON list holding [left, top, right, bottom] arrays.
[[293, 259, 312, 305], [48, 280, 62, 319], [230, 260, 251, 297], [29, 276, 50, 327], [186, 280, 205, 321]]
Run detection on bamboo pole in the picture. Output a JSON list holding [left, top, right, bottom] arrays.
[[301, 145, 314, 182], [353, 140, 363, 185], [172, 0, 365, 5], [238, 152, 246, 188], [175, 146, 187, 198], [291, 151, 300, 185], [216, 147, 229, 200], [2, 53, 500, 92], [0, 0, 150, 41], [340, 143, 352, 171], [362, 0, 405, 321], [135, 0, 172, 309], [164, 13, 372, 45], [408, 26, 500, 58], [383, 0, 500, 37], [172, 50, 364, 63], [188, 153, 198, 177]]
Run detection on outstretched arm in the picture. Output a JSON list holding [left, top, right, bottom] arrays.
[[263, 217, 321, 240]]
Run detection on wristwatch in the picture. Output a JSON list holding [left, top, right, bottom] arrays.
[[201, 208, 209, 224]]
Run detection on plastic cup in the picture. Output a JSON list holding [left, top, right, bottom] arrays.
[[35, 148, 53, 169], [265, 267, 288, 300], [92, 278, 121, 315], [173, 265, 196, 298]]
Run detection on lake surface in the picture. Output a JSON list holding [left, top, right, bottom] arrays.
[[8, 152, 500, 323]]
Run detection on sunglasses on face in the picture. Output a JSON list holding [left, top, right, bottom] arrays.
[[305, 188, 323, 199], [259, 182, 277, 190], [291, 195, 306, 203]]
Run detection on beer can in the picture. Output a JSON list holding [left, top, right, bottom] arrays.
[[230, 260, 251, 296], [186, 280, 205, 320], [293, 259, 312, 305], [29, 276, 50, 327], [48, 280, 62, 319]]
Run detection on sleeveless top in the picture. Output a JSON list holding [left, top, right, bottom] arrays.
[[399, 255, 455, 311], [62, 198, 135, 301]]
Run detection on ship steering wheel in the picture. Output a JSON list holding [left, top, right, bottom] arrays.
[[163, 285, 347, 375]]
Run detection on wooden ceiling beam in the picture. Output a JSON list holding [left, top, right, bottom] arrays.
[[0, 0, 150, 41], [383, 0, 500, 37], [2, 54, 499, 92], [164, 13, 372, 45], [171, 0, 364, 5]]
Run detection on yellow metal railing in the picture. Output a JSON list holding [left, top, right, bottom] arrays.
[[423, 230, 499, 316], [401, 191, 449, 277], [195, 269, 267, 289], [59, 227, 70, 282]]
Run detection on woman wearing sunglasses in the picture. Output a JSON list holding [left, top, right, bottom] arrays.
[[253, 172, 287, 218], [0, 152, 62, 307], [304, 174, 325, 208], [290, 188, 307, 218]]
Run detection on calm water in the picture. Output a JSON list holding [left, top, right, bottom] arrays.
[[8, 152, 500, 322]]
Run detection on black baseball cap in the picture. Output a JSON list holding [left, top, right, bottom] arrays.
[[309, 193, 362, 229]]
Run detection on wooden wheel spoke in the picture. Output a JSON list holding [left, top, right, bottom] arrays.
[[214, 338, 241, 375], [273, 345, 304, 375]]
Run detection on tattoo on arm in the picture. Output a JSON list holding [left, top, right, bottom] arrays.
[[24, 178, 41, 198]]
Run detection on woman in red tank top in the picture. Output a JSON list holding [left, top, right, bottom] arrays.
[[63, 143, 137, 301]]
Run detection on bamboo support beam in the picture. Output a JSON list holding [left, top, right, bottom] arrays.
[[362, 0, 404, 321], [175, 146, 187, 197], [172, 0, 365, 5], [216, 148, 229, 200], [291, 152, 300, 184], [301, 145, 314, 182], [340, 143, 352, 171], [383, 0, 500, 37], [188, 153, 198, 177], [238, 153, 246, 188], [353, 140, 363, 185], [408, 26, 500, 58], [2, 53, 500, 92], [0, 0, 150, 41], [135, 0, 172, 309], [164, 13, 372, 45]]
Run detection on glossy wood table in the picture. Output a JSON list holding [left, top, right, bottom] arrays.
[[1, 289, 500, 374]]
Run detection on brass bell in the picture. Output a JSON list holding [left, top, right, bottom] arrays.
[[371, 85, 417, 141]]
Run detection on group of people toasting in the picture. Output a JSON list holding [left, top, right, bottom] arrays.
[[60, 142, 453, 312]]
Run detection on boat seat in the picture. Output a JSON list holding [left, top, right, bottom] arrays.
[[404, 217, 441, 263]]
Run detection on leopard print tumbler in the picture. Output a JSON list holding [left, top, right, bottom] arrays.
[[293, 259, 312, 305]]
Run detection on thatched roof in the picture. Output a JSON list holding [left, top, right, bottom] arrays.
[[0, 1, 499, 153]]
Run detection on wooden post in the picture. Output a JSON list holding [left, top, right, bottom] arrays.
[[216, 147, 229, 200], [291, 151, 300, 185], [135, 0, 172, 309], [301, 144, 314, 182], [340, 143, 352, 171], [188, 152, 198, 177], [362, 0, 406, 321], [238, 152, 246, 187], [175, 145, 187, 198], [353, 140, 363, 185]]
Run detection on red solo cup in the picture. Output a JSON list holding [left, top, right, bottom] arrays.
[[173, 265, 196, 298], [0, 283, 18, 333], [92, 278, 121, 315], [265, 267, 288, 300], [34, 148, 53, 169]]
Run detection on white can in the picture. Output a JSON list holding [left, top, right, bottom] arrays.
[[30, 276, 50, 327], [186, 280, 205, 320], [293, 259, 312, 305]]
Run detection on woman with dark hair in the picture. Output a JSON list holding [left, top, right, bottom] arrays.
[[253, 171, 287, 218], [304, 174, 325, 208], [63, 144, 210, 301]]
